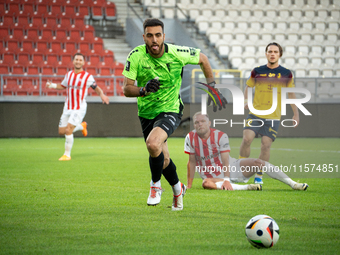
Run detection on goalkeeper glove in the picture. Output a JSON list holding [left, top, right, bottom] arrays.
[[206, 81, 228, 112], [139, 77, 161, 97]]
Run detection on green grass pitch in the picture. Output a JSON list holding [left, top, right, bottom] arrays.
[[0, 137, 339, 254]]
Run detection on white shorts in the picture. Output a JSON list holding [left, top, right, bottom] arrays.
[[229, 157, 250, 183], [59, 105, 87, 127]]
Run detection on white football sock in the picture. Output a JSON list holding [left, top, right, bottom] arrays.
[[264, 162, 296, 188], [172, 181, 182, 196], [73, 124, 83, 132], [215, 181, 249, 190], [150, 180, 161, 188], [64, 134, 74, 157]]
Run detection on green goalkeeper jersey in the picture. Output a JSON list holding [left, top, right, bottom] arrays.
[[122, 43, 201, 119]]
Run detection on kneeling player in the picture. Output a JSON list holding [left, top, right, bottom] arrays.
[[185, 112, 308, 191]]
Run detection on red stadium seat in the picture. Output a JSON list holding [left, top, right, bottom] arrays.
[[82, 28, 95, 42], [68, 27, 81, 40], [0, 27, 10, 39], [55, 65, 68, 75], [102, 50, 115, 65], [77, 5, 90, 19], [105, 2, 116, 21], [15, 14, 30, 27], [113, 62, 124, 76], [9, 26, 25, 39], [86, 66, 99, 76], [5, 39, 20, 51], [59, 53, 72, 66], [49, 4, 63, 16], [16, 52, 30, 65], [39, 28, 53, 40], [79, 42, 92, 53], [73, 17, 85, 28], [87, 53, 101, 66], [59, 16, 73, 28], [39, 64, 55, 75], [21, 78, 39, 96], [93, 39, 103, 52], [64, 41, 77, 53], [30, 15, 44, 28], [45, 52, 59, 65], [49, 41, 63, 52], [1, 51, 16, 65], [24, 27, 39, 40], [115, 83, 124, 96], [3, 77, 21, 96], [44, 15, 58, 28], [11, 64, 26, 75], [0, 64, 10, 74], [1, 14, 14, 26], [31, 52, 45, 65], [53, 28, 67, 41], [21, 3, 34, 15], [91, 6, 104, 21], [98, 66, 112, 76], [34, 40, 49, 52], [63, 4, 76, 16], [26, 64, 40, 75], [7, 3, 20, 14], [20, 38, 34, 52], [35, 4, 49, 16]]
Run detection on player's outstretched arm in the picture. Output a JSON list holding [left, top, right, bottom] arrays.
[[221, 152, 233, 191], [46, 80, 64, 90], [94, 86, 109, 104], [187, 154, 196, 189]]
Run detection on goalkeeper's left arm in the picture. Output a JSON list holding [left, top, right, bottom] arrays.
[[198, 53, 228, 112]]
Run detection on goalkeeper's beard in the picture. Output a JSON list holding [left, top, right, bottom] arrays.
[[146, 42, 164, 58]]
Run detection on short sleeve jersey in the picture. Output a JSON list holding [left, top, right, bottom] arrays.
[[246, 65, 295, 120], [122, 43, 200, 119], [61, 70, 95, 110], [184, 128, 231, 179]]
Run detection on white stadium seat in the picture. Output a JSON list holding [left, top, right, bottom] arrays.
[[307, 64, 321, 77], [195, 15, 210, 34], [210, 16, 223, 30], [215, 39, 230, 57], [293, 64, 308, 77], [320, 64, 334, 77], [206, 27, 221, 44]]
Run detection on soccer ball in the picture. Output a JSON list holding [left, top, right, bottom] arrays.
[[245, 215, 279, 248]]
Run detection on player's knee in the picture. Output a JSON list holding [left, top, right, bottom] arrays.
[[254, 158, 265, 167], [146, 139, 161, 156], [261, 142, 271, 152], [242, 136, 253, 146], [202, 179, 211, 189], [58, 128, 65, 136]]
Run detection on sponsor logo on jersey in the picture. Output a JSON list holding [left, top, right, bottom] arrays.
[[189, 47, 197, 56], [125, 61, 130, 71], [268, 73, 276, 77]]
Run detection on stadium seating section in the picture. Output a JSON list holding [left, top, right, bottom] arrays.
[[146, 0, 339, 79], [0, 0, 124, 96]]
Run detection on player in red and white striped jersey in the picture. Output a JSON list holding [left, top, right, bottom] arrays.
[[46, 53, 109, 161], [184, 112, 308, 191]]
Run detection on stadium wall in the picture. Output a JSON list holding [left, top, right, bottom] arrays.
[[0, 102, 339, 138]]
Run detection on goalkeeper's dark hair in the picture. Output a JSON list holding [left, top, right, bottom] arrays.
[[73, 52, 85, 61], [265, 42, 283, 57], [143, 18, 164, 33]]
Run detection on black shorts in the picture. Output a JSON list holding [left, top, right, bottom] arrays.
[[139, 112, 183, 141], [244, 114, 280, 141]]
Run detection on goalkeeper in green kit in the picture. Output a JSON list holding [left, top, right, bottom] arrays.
[[122, 18, 227, 211]]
